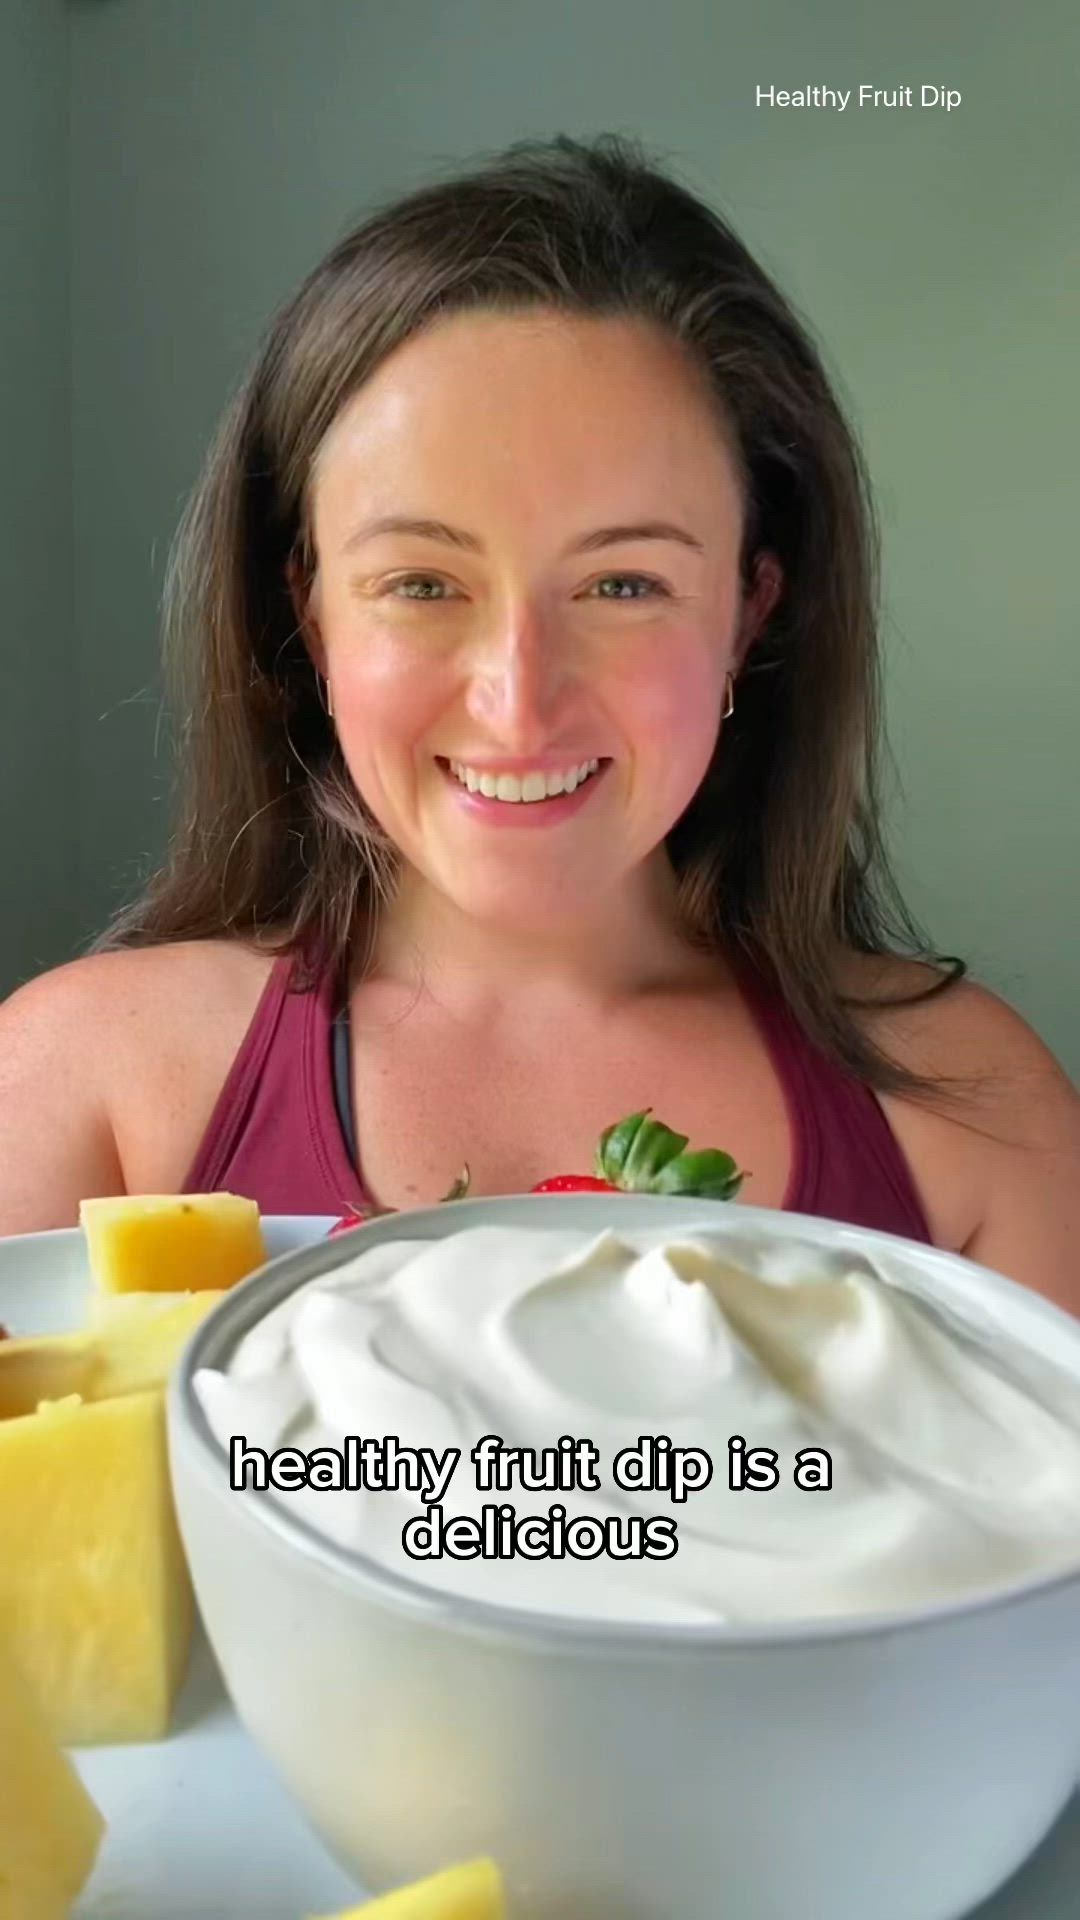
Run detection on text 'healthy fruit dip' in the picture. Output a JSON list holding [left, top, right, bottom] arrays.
[[193, 1224, 1080, 1625]]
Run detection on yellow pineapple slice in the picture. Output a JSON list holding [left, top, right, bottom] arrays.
[[87, 1285, 221, 1328], [80, 1191, 267, 1294], [307, 1857, 507, 1920], [0, 1287, 223, 1746], [0, 1290, 224, 1419], [0, 1632, 105, 1917], [0, 1388, 194, 1745], [0, 1333, 92, 1415]]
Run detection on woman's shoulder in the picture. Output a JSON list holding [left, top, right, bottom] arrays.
[[98, 934, 283, 1007], [832, 947, 1073, 1114], [0, 938, 289, 1231], [0, 937, 283, 1149], [2, 936, 281, 1042], [832, 947, 1080, 1308]]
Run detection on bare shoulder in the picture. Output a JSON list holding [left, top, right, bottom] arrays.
[[88, 940, 280, 1185], [834, 949, 1080, 1311], [88, 937, 276, 1024], [835, 949, 1077, 1128], [0, 940, 278, 1227], [2, 938, 275, 1058]]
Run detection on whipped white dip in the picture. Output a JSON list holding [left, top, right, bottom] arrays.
[[193, 1224, 1080, 1624]]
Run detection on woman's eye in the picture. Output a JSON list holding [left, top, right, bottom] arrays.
[[589, 574, 668, 601], [390, 575, 453, 601], [387, 572, 669, 603]]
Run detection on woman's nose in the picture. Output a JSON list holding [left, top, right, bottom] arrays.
[[463, 611, 573, 745]]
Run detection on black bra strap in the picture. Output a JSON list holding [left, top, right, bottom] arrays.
[[331, 1002, 359, 1168]]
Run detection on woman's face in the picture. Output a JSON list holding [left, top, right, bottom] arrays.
[[292, 309, 781, 939]]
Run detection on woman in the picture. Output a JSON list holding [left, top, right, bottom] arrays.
[[1, 133, 1076, 1308]]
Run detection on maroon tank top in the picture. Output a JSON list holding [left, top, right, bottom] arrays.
[[181, 949, 934, 1242]]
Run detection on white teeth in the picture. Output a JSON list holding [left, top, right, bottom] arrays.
[[448, 758, 601, 804]]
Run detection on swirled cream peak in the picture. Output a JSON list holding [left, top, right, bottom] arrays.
[[193, 1224, 1080, 1625]]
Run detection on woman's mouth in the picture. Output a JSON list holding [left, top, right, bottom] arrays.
[[435, 756, 613, 827]]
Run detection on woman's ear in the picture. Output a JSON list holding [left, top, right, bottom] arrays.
[[285, 551, 326, 677], [734, 550, 784, 672]]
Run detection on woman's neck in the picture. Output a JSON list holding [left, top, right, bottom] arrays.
[[361, 857, 728, 1023]]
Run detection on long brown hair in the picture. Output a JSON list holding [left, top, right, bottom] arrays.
[[93, 131, 980, 1109]]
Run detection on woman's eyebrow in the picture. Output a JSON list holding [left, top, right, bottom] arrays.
[[341, 514, 705, 557]]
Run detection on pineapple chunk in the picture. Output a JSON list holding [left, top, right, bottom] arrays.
[[0, 1291, 224, 1420], [80, 1192, 267, 1294], [0, 1388, 194, 1745], [88, 1286, 221, 1329], [307, 1857, 506, 1920], [0, 1334, 93, 1416], [0, 1633, 104, 1918]]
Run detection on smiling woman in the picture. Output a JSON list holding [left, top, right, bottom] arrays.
[[276, 303, 778, 972], [0, 131, 1077, 1308]]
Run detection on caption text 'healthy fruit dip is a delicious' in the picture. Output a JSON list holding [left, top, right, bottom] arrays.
[[193, 1224, 1080, 1625]]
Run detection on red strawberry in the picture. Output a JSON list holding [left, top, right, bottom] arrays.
[[530, 1174, 618, 1194], [325, 1107, 746, 1236], [327, 1207, 379, 1237], [531, 1108, 746, 1201]]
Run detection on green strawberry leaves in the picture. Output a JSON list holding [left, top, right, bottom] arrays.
[[595, 1108, 746, 1200], [651, 1147, 744, 1199]]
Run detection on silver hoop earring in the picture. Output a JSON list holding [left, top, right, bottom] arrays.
[[721, 671, 735, 720]]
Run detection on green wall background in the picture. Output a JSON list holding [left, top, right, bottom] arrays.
[[5, 1, 1078, 1074], [1, 0, 78, 981]]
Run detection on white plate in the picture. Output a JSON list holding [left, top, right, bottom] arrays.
[[73, 1625, 361, 1918], [3, 1221, 1080, 1918], [0, 1215, 339, 1337]]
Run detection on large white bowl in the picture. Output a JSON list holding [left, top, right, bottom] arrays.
[[168, 1197, 1080, 1920]]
